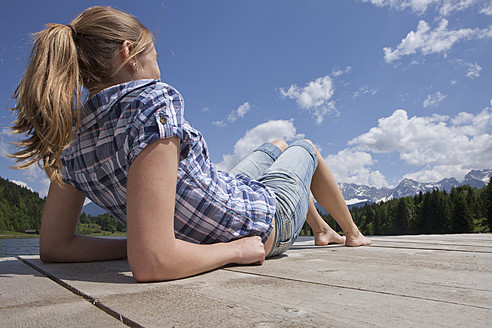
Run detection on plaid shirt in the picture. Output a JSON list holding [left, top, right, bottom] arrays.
[[61, 80, 275, 243]]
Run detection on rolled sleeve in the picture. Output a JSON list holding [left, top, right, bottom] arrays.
[[127, 84, 191, 166]]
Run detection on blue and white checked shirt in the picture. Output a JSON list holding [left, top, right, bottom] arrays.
[[61, 80, 276, 243]]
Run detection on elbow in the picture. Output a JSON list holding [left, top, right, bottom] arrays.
[[39, 252, 51, 263], [39, 236, 65, 263], [129, 262, 155, 282], [131, 262, 182, 282], [129, 254, 181, 282], [131, 265, 178, 283], [39, 245, 57, 263], [131, 269, 158, 283], [127, 237, 185, 282]]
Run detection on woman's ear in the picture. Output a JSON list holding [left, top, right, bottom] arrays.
[[111, 41, 139, 84], [120, 41, 137, 70]]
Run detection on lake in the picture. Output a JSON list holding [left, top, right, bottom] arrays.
[[0, 238, 40, 257]]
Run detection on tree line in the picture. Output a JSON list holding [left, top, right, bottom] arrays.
[[77, 212, 126, 235], [0, 176, 44, 233], [0, 176, 125, 235], [302, 177, 492, 236], [2, 175, 491, 236]]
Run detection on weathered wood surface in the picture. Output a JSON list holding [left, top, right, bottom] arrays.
[[0, 257, 126, 327], [1, 234, 491, 327]]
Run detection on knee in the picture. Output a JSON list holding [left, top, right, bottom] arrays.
[[302, 139, 316, 149], [302, 139, 319, 154], [270, 140, 288, 152]]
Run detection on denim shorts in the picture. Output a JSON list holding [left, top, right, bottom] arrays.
[[229, 140, 318, 257]]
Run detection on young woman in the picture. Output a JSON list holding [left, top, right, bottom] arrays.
[[10, 6, 370, 282]]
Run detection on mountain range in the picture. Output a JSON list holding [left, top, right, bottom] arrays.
[[339, 169, 492, 208], [83, 169, 492, 216]]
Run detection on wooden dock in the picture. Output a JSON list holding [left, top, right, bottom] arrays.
[[1, 234, 491, 327]]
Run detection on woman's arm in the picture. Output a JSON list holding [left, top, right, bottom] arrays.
[[40, 181, 127, 263], [127, 136, 265, 282]]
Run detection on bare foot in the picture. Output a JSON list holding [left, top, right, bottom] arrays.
[[314, 228, 346, 246], [345, 231, 372, 247]]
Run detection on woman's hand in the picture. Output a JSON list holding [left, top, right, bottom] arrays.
[[230, 236, 266, 265]]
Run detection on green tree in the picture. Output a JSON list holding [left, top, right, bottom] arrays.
[[392, 198, 411, 234], [429, 190, 452, 233], [484, 177, 492, 230], [450, 188, 473, 233]]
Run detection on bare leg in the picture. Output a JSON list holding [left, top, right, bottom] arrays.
[[268, 140, 346, 246], [263, 140, 286, 255], [308, 141, 371, 247], [306, 197, 345, 245]]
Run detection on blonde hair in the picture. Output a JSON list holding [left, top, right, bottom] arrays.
[[9, 6, 154, 183]]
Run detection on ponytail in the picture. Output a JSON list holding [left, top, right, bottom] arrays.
[[10, 24, 82, 184], [9, 6, 153, 184]]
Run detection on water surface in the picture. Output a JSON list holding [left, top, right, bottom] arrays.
[[0, 238, 40, 258]]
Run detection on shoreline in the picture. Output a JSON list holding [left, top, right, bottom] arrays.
[[0, 231, 127, 239], [0, 233, 39, 240]]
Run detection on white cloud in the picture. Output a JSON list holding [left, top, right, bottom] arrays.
[[361, 0, 437, 14], [440, 0, 479, 16], [362, 0, 485, 15], [212, 120, 226, 127], [423, 91, 446, 108], [11, 180, 34, 192], [216, 120, 304, 171], [228, 102, 251, 123], [481, 0, 492, 14], [21, 165, 50, 197], [325, 149, 389, 188], [404, 164, 471, 182], [213, 102, 252, 127], [383, 19, 492, 63], [465, 62, 482, 78], [1, 130, 51, 197], [403, 0, 436, 13], [0, 138, 9, 157], [348, 108, 492, 181], [216, 103, 492, 186], [453, 59, 483, 78], [4, 164, 51, 197], [279, 75, 338, 125], [451, 111, 475, 125], [1, 127, 12, 136], [331, 66, 352, 77], [353, 86, 378, 99]]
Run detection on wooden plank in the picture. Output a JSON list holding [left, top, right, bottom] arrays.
[[228, 238, 492, 309], [19, 258, 491, 327], [372, 234, 492, 253], [371, 233, 492, 247], [17, 234, 492, 327], [0, 257, 126, 328]]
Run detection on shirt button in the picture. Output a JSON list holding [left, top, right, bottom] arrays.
[[160, 117, 167, 124]]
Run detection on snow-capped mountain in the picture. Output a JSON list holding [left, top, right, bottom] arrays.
[[463, 169, 492, 188], [339, 169, 491, 208], [338, 184, 392, 205]]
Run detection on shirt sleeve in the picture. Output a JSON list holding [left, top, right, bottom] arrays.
[[127, 83, 191, 167]]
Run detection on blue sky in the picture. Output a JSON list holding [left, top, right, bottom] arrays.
[[1, 0, 491, 197]]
